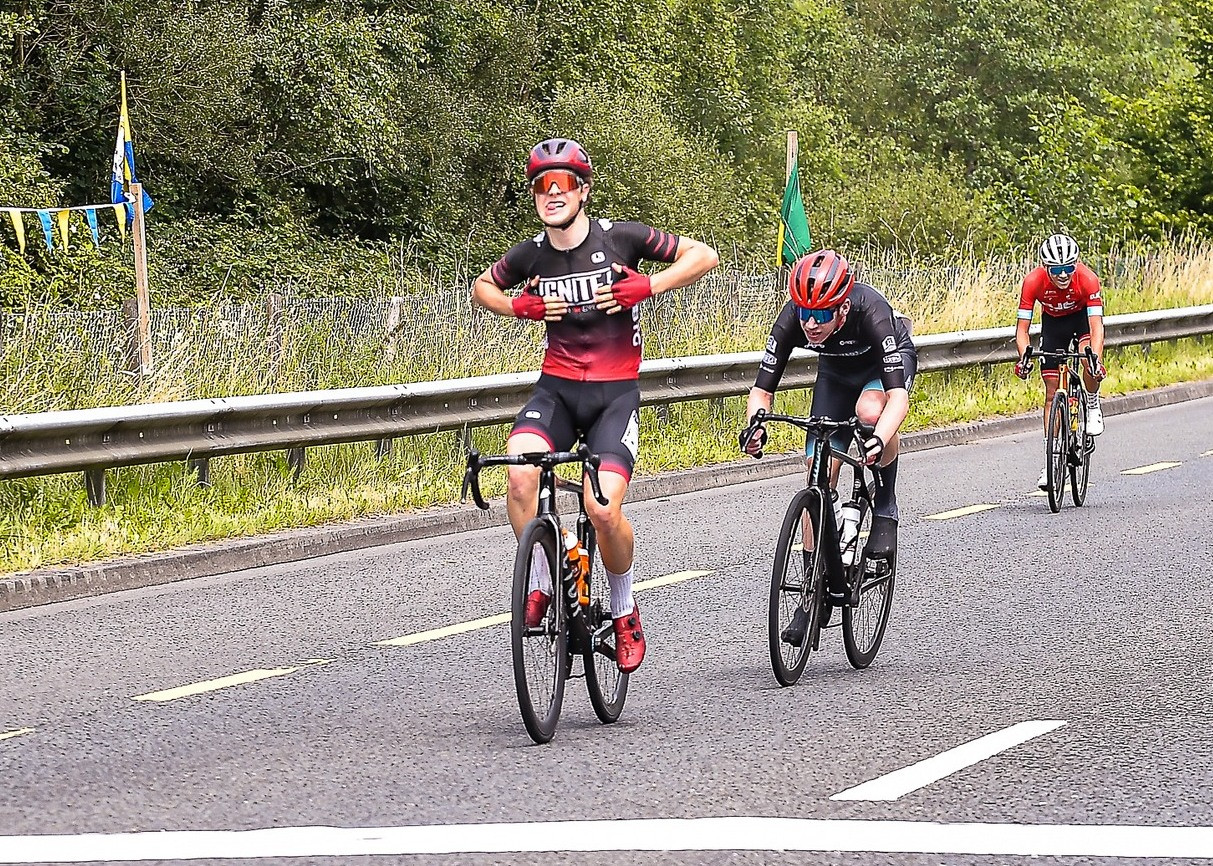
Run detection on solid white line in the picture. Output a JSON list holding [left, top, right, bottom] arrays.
[[1202, 449, 1213, 457], [0, 727, 34, 742], [831, 720, 1066, 801], [924, 504, 1000, 520], [4, 816, 1213, 862], [375, 571, 715, 647], [1122, 461, 1181, 475], [132, 660, 332, 702]]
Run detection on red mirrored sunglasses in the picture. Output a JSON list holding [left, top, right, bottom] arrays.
[[530, 170, 584, 195]]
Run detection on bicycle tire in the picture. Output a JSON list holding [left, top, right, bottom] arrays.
[[1046, 391, 1068, 513], [1070, 392, 1090, 506], [842, 532, 896, 670], [769, 487, 826, 687], [580, 525, 629, 724], [511, 518, 568, 744]]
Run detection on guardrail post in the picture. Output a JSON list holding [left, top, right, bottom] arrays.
[[374, 438, 392, 460], [84, 469, 106, 507], [286, 447, 306, 482], [188, 458, 211, 488], [384, 296, 404, 362]]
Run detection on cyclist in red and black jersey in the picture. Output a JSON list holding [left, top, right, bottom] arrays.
[[471, 138, 718, 673], [740, 250, 916, 647], [1013, 233, 1107, 490]]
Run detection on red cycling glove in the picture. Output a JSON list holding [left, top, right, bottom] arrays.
[[609, 265, 654, 310], [1013, 359, 1031, 380], [511, 293, 547, 321]]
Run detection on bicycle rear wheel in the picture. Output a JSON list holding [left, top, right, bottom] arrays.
[[769, 487, 826, 687], [580, 527, 629, 724], [1046, 391, 1068, 513], [511, 518, 568, 744], [1070, 393, 1090, 506]]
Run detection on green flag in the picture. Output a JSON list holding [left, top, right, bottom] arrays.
[[777, 157, 812, 266]]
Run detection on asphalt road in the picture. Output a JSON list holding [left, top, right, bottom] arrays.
[[2, 397, 1212, 865]]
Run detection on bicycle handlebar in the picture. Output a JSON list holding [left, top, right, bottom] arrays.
[[740, 410, 880, 482], [462, 444, 609, 510], [1022, 345, 1100, 378]]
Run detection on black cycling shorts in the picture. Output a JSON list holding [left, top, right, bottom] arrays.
[[1039, 310, 1092, 374], [510, 374, 641, 480], [807, 350, 918, 455]]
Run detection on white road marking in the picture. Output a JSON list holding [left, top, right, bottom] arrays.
[[1202, 449, 1213, 457], [376, 570, 715, 647], [831, 720, 1066, 801], [924, 504, 1000, 520], [132, 660, 332, 702], [376, 614, 510, 647], [0, 727, 34, 742], [1122, 461, 1181, 475], [3, 815, 1213, 862], [633, 569, 713, 591]]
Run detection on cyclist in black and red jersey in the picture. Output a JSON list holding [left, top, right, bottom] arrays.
[[471, 138, 719, 673], [740, 250, 915, 647], [1013, 233, 1107, 490]]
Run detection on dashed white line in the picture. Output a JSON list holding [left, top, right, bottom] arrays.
[[132, 660, 332, 702], [830, 720, 1067, 801], [3, 814, 1213, 862], [375, 570, 715, 648], [0, 727, 34, 742], [1122, 461, 1182, 475], [924, 504, 1001, 520]]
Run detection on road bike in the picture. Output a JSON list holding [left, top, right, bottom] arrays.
[[1022, 343, 1100, 513], [463, 445, 627, 744], [740, 411, 896, 684]]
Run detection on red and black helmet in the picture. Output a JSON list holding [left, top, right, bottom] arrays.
[[789, 249, 854, 309], [526, 138, 593, 182]]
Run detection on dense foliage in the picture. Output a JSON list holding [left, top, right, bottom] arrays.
[[0, 0, 1209, 306]]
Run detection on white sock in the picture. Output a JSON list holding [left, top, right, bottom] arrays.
[[606, 565, 635, 618], [528, 546, 552, 595], [1088, 392, 1100, 407]]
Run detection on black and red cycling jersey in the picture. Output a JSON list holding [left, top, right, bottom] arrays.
[[1018, 263, 1103, 320], [489, 218, 679, 381], [755, 283, 915, 393]]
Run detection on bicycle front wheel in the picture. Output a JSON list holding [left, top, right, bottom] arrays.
[[511, 518, 568, 744], [769, 488, 826, 687], [1070, 394, 1091, 506], [1046, 391, 1068, 513], [580, 527, 629, 724]]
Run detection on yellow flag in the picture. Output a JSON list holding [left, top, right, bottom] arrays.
[[112, 203, 127, 241], [56, 209, 71, 253], [3, 209, 25, 254]]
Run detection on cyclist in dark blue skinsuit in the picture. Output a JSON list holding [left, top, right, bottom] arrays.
[[741, 250, 916, 646], [471, 138, 719, 673]]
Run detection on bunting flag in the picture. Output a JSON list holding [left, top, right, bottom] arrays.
[[4, 209, 26, 254], [0, 202, 127, 255], [111, 72, 154, 219], [36, 210, 54, 251], [56, 209, 71, 253], [84, 207, 100, 247]]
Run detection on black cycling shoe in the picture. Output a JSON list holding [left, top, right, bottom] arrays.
[[865, 515, 898, 561], [781, 606, 810, 647]]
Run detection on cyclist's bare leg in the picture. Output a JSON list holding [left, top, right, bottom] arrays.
[[505, 431, 548, 537], [1077, 336, 1101, 394], [856, 389, 899, 467], [585, 469, 633, 574], [1041, 375, 1060, 432]]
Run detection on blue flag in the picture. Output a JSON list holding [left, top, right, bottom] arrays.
[[111, 72, 154, 219]]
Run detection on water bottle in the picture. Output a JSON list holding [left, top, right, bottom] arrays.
[[830, 489, 843, 528], [839, 501, 861, 565], [562, 529, 590, 607]]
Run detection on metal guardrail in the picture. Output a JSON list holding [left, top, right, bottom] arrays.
[[2, 305, 1211, 504]]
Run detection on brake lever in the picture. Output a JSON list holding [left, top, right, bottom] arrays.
[[582, 449, 610, 506], [462, 451, 490, 510]]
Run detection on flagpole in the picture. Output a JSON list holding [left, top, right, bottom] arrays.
[[785, 130, 798, 185], [131, 182, 152, 376]]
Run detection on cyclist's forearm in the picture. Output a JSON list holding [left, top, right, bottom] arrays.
[[1088, 316, 1105, 357], [472, 271, 516, 317], [746, 387, 774, 422], [874, 388, 909, 445], [1014, 318, 1031, 356], [650, 239, 719, 295]]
